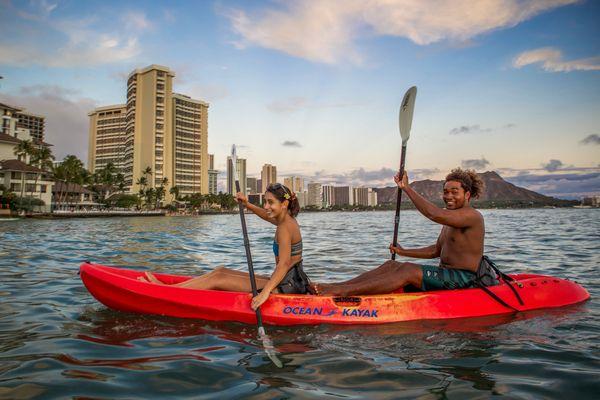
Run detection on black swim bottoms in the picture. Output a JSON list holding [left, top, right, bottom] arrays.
[[420, 264, 476, 291], [277, 261, 311, 294]]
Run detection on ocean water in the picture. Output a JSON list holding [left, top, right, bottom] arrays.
[[0, 209, 598, 399]]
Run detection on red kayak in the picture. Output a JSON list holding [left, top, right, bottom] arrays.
[[80, 262, 590, 326]]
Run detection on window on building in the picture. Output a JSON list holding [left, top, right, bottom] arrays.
[[11, 172, 21, 179]]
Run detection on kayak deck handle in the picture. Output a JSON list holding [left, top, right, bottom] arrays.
[[333, 296, 362, 307]]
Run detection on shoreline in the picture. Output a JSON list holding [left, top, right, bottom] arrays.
[[0, 204, 593, 219]]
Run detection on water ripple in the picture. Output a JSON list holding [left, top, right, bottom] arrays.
[[0, 209, 598, 398]]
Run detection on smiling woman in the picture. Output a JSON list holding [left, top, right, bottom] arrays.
[[141, 182, 313, 309]]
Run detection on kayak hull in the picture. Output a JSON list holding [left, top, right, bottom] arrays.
[[79, 262, 590, 326]]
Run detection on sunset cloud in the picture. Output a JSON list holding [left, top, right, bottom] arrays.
[[226, 0, 577, 64], [0, 6, 150, 67], [513, 47, 600, 72], [462, 157, 490, 170]]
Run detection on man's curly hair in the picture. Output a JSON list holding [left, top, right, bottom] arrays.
[[445, 168, 484, 199]]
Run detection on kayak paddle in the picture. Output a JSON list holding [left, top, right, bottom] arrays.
[[392, 86, 417, 260], [231, 145, 283, 368]]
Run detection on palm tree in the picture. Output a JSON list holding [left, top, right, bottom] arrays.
[[144, 187, 155, 209], [169, 186, 180, 202], [93, 162, 118, 202], [28, 146, 55, 211], [13, 140, 34, 162], [54, 155, 85, 210], [155, 186, 165, 208], [13, 140, 35, 209], [155, 177, 169, 208], [115, 173, 126, 193]]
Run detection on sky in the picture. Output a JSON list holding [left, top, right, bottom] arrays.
[[0, 0, 598, 198]]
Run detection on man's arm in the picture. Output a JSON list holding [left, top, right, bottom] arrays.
[[390, 234, 441, 259], [396, 173, 478, 228]]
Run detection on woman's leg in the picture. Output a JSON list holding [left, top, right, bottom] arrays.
[[142, 266, 269, 287], [176, 267, 272, 291]]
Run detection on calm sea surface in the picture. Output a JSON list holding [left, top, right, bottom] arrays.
[[0, 209, 598, 399]]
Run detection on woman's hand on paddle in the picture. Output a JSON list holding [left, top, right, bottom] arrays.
[[251, 290, 270, 310], [235, 192, 248, 205], [394, 171, 409, 189]]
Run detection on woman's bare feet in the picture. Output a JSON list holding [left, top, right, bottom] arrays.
[[144, 271, 163, 284], [137, 275, 149, 283]]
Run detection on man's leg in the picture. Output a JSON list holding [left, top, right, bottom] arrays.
[[319, 262, 423, 296], [314, 260, 404, 291]]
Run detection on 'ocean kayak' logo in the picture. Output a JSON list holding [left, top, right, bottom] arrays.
[[282, 306, 378, 318]]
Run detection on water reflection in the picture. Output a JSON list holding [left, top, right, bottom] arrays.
[[0, 210, 598, 398]]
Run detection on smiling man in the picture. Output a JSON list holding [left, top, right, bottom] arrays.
[[314, 168, 490, 296]]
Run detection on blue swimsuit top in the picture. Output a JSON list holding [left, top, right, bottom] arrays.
[[273, 239, 303, 257]]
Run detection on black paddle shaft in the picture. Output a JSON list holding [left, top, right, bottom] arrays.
[[391, 144, 407, 260], [234, 180, 264, 328]]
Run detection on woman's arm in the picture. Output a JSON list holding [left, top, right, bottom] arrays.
[[251, 229, 293, 309], [235, 192, 277, 225]]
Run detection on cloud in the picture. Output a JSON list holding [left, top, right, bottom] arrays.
[[580, 134, 600, 145], [449, 125, 492, 135], [306, 167, 397, 187], [462, 157, 490, 170], [542, 159, 564, 172], [268, 97, 308, 113], [13, 0, 57, 21], [0, 6, 148, 67], [282, 141, 301, 148], [513, 47, 600, 72], [267, 96, 362, 113], [0, 85, 98, 162], [164, 9, 176, 23], [123, 11, 152, 31], [410, 168, 442, 181], [505, 172, 600, 199], [449, 123, 515, 135], [184, 84, 229, 102], [225, 0, 577, 64]]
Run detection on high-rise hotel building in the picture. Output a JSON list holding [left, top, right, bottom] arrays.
[[260, 164, 277, 192], [88, 65, 209, 196], [173, 93, 209, 194], [88, 105, 127, 172], [208, 154, 218, 194], [227, 156, 246, 195]]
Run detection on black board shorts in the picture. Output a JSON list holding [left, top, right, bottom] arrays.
[[420, 264, 476, 291], [276, 261, 311, 294]]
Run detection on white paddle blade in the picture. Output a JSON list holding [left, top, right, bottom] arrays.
[[258, 327, 283, 368], [399, 86, 417, 144]]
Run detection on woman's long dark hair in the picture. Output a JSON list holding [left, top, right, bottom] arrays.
[[266, 183, 300, 217]]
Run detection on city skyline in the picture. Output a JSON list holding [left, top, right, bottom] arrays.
[[0, 0, 598, 198]]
